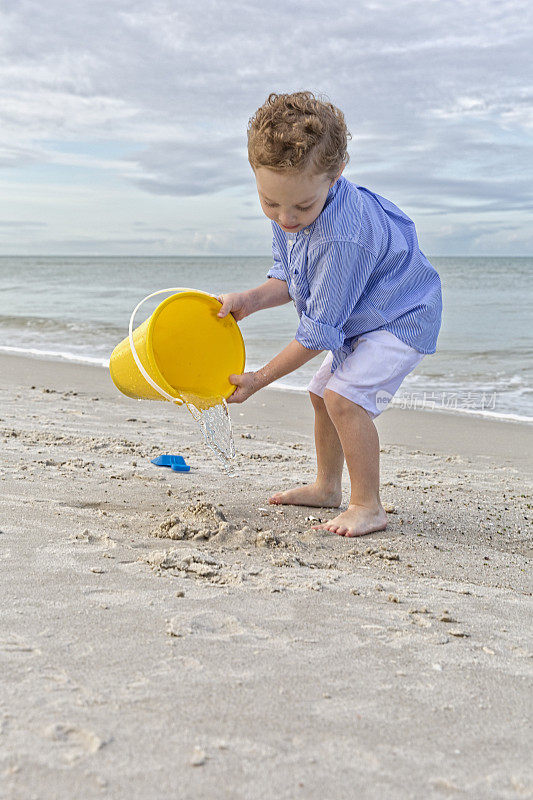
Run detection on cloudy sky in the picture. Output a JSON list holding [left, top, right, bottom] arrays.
[[1, 0, 532, 256]]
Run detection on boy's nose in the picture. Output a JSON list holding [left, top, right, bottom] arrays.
[[279, 215, 298, 227]]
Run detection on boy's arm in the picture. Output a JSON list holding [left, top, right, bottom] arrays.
[[227, 339, 323, 404], [217, 278, 290, 321], [248, 278, 291, 312]]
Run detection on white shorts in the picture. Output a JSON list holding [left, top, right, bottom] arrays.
[[307, 330, 426, 419]]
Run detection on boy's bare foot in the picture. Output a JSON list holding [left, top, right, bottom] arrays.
[[268, 482, 342, 508], [311, 503, 387, 537]]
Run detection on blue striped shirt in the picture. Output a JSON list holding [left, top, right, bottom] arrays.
[[266, 175, 442, 372]]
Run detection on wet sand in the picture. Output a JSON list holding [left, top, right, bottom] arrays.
[[1, 353, 532, 799]]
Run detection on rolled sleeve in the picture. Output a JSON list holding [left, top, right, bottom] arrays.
[[266, 264, 286, 281], [295, 312, 344, 351]]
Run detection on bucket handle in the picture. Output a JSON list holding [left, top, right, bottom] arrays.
[[128, 287, 216, 404]]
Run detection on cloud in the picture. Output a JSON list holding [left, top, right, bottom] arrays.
[[0, 220, 47, 228], [420, 217, 533, 256], [131, 222, 178, 233], [130, 137, 249, 196], [0, 0, 531, 253]]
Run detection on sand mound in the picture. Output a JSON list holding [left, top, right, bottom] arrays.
[[211, 525, 286, 549], [152, 502, 287, 549], [153, 501, 226, 541]]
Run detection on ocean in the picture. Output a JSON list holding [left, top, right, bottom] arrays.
[[0, 255, 531, 423]]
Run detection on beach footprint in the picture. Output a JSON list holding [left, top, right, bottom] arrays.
[[167, 611, 268, 641], [44, 722, 108, 763]]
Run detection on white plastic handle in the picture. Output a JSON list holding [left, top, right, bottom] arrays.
[[128, 287, 217, 403]]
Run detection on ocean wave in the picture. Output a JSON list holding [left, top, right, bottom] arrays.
[[0, 313, 123, 337], [390, 402, 533, 425], [0, 345, 109, 368], [267, 382, 533, 424], [2, 347, 531, 425], [434, 346, 532, 357]]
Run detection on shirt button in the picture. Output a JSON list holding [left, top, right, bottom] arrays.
[[288, 240, 294, 247], [304, 228, 310, 235]]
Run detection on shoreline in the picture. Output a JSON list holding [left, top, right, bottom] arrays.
[[1, 352, 531, 473], [2, 349, 532, 429], [1, 350, 532, 798]]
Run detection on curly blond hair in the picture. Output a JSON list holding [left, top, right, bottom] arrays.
[[247, 91, 350, 178]]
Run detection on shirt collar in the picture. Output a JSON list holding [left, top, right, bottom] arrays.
[[323, 175, 343, 210]]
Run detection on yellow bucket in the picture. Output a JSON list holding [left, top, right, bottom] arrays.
[[109, 288, 245, 404]]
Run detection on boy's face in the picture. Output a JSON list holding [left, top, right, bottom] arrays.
[[254, 165, 344, 233]]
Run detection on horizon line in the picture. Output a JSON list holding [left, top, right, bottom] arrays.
[[1, 253, 532, 259]]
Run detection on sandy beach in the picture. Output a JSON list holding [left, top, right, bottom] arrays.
[[1, 352, 532, 800]]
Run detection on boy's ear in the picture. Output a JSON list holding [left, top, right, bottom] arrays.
[[330, 162, 346, 187]]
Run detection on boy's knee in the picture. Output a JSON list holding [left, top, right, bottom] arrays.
[[323, 388, 366, 418]]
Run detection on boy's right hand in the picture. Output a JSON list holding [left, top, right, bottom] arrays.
[[216, 292, 252, 322]]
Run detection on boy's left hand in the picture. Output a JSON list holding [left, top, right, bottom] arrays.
[[226, 371, 260, 404]]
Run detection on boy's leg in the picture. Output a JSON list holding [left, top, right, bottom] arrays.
[[309, 330, 425, 537], [311, 390, 387, 537], [268, 391, 344, 507]]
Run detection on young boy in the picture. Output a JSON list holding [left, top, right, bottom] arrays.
[[217, 91, 442, 538]]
